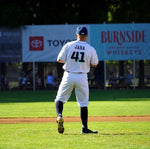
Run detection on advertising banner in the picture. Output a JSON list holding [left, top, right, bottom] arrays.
[[22, 24, 150, 62], [90, 23, 150, 60], [0, 28, 22, 62], [22, 25, 90, 62]]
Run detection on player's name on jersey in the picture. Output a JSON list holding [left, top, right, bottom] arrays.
[[74, 45, 85, 50]]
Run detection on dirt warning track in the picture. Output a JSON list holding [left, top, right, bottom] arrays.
[[0, 116, 150, 124]]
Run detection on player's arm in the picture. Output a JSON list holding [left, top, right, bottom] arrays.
[[90, 64, 97, 67], [90, 48, 98, 68], [57, 44, 68, 63], [57, 59, 66, 63]]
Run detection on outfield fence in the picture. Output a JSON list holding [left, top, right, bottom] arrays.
[[0, 23, 150, 91], [0, 60, 150, 91]]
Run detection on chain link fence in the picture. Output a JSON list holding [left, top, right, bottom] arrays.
[[0, 60, 150, 91]]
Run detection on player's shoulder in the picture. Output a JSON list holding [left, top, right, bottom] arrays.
[[84, 42, 96, 51], [63, 40, 76, 48], [85, 42, 94, 48], [66, 40, 77, 46]]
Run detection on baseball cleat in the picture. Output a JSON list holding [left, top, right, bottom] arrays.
[[81, 128, 98, 134], [57, 116, 64, 134]]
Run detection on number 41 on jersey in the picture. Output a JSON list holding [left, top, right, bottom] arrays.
[[71, 51, 85, 62]]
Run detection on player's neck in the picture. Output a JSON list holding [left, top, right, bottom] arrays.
[[77, 37, 87, 42], [77, 39, 86, 42], [76, 34, 87, 42]]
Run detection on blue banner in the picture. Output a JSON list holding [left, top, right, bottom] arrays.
[[0, 28, 22, 62], [90, 23, 150, 60]]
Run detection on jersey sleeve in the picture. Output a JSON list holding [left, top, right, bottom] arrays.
[[90, 48, 99, 65], [57, 43, 68, 61]]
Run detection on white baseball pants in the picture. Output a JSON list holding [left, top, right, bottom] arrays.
[[55, 71, 89, 107]]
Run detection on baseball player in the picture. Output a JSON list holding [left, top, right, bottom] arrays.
[[55, 26, 98, 134]]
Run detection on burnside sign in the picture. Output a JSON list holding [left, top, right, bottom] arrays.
[[90, 24, 150, 60], [22, 24, 150, 62], [100, 30, 146, 59], [101, 30, 146, 45]]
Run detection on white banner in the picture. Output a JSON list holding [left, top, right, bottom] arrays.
[[22, 25, 90, 62]]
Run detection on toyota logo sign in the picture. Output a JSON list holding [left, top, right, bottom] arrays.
[[31, 39, 43, 48], [29, 36, 44, 51]]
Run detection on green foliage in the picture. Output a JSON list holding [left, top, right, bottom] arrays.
[[0, 2, 29, 27], [0, 0, 150, 27], [110, 0, 150, 23]]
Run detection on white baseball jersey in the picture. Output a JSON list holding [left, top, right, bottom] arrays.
[[55, 40, 98, 107], [57, 40, 98, 73]]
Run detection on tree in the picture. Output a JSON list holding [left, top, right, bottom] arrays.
[[0, 0, 111, 27], [79, 0, 108, 23], [109, 0, 150, 23]]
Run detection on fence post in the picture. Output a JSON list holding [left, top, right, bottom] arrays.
[[133, 60, 136, 90], [104, 60, 106, 90], [132, 21, 136, 90], [33, 62, 35, 91]]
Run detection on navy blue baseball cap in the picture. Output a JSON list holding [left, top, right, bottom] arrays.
[[76, 26, 88, 36]]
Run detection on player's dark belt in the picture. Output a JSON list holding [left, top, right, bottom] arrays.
[[66, 71, 85, 74]]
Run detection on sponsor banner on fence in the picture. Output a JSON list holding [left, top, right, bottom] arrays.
[[0, 28, 22, 62], [22, 25, 90, 62], [22, 24, 150, 62], [90, 23, 150, 60]]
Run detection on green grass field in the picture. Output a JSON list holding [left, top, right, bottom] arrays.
[[0, 89, 150, 117], [0, 89, 150, 149], [0, 122, 150, 149], [0, 101, 150, 117]]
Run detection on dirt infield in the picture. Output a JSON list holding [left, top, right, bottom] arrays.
[[0, 116, 150, 124]]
